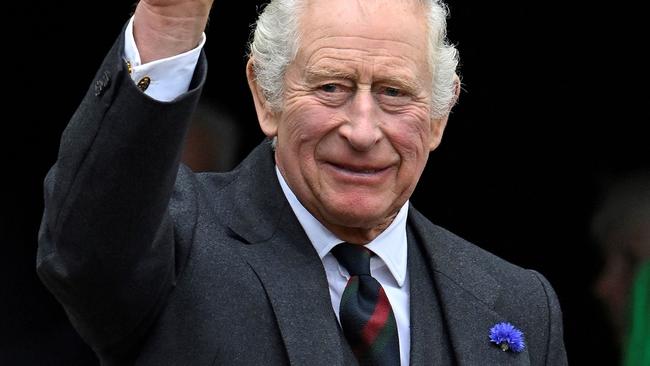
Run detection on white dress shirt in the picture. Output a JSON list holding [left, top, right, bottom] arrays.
[[124, 19, 412, 365]]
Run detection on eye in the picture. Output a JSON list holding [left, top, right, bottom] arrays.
[[321, 84, 340, 93], [314, 83, 351, 106], [382, 87, 403, 97], [375, 86, 413, 108]]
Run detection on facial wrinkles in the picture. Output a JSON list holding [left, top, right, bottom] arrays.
[[303, 36, 425, 75], [295, 0, 433, 106], [283, 39, 434, 159], [310, 39, 429, 98]]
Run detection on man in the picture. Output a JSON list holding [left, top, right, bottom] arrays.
[[592, 171, 650, 366], [37, 0, 567, 364]]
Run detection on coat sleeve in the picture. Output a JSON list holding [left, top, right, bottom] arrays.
[[36, 29, 206, 360]]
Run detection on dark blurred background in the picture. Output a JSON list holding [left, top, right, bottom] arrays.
[[3, 1, 647, 365]]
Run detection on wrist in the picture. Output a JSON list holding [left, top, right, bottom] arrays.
[[133, 3, 209, 63]]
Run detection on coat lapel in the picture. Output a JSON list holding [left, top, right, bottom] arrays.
[[407, 226, 454, 365], [408, 208, 530, 366], [221, 142, 352, 366]]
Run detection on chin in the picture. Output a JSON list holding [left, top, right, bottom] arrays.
[[323, 200, 394, 229]]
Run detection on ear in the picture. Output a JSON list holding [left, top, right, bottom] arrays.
[[428, 116, 448, 151], [429, 74, 461, 150], [246, 58, 279, 138]]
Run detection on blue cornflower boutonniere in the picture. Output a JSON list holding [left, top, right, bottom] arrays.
[[489, 322, 526, 353]]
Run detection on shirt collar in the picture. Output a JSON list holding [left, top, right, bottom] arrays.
[[276, 167, 409, 287]]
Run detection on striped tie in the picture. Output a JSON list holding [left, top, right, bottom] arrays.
[[332, 243, 400, 366]]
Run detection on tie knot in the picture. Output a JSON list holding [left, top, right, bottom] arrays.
[[331, 243, 373, 276]]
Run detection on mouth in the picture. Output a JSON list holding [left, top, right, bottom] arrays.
[[323, 161, 394, 182], [330, 163, 387, 175]]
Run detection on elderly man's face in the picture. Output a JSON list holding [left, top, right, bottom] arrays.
[[251, 0, 449, 243]]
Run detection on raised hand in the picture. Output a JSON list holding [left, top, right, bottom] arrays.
[[133, 0, 215, 63]]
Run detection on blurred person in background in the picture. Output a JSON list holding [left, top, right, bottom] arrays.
[[182, 97, 241, 172], [592, 170, 650, 366]]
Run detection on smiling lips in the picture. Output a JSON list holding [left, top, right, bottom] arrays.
[[333, 163, 385, 174], [324, 161, 395, 182]]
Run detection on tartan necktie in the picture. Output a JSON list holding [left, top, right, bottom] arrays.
[[332, 243, 400, 366]]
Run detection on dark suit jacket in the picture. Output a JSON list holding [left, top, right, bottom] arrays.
[[37, 32, 567, 365]]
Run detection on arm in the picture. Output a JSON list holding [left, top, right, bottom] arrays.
[[37, 0, 213, 360]]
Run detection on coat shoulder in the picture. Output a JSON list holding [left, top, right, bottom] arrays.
[[408, 206, 567, 364], [407, 206, 558, 304]]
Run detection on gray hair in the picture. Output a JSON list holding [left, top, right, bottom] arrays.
[[248, 0, 459, 118]]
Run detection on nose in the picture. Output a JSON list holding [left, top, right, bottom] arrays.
[[339, 89, 382, 151]]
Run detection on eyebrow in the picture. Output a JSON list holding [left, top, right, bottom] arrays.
[[304, 66, 357, 82], [304, 66, 422, 93], [373, 75, 421, 94]]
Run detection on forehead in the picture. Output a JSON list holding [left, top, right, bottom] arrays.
[[296, 0, 431, 68]]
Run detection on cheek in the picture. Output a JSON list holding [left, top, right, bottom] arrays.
[[384, 114, 432, 161], [279, 99, 342, 153]]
